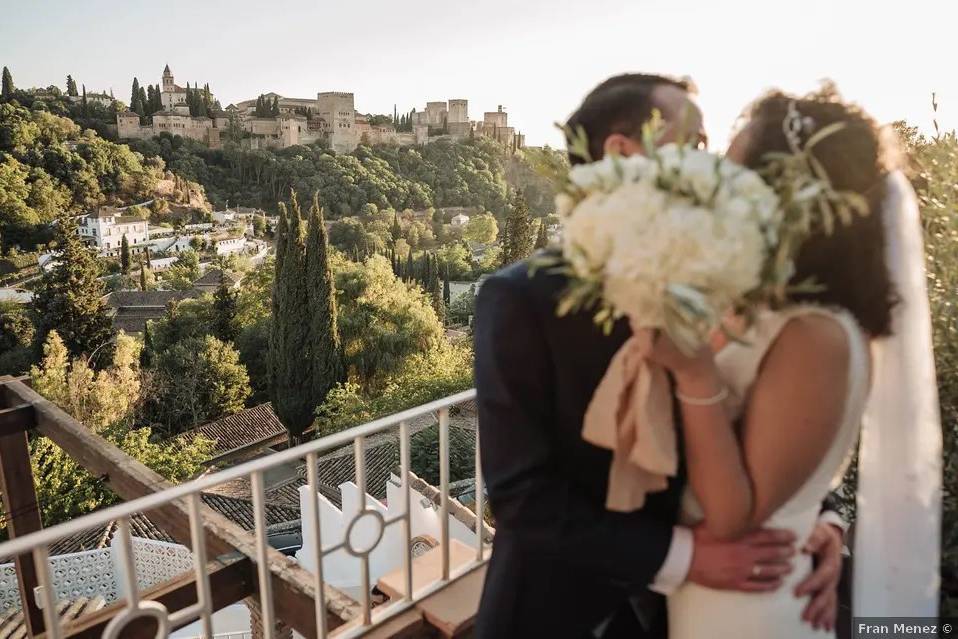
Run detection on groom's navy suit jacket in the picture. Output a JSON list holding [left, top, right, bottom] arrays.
[[474, 255, 684, 639]]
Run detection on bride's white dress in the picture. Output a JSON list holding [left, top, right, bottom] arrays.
[[667, 306, 870, 639]]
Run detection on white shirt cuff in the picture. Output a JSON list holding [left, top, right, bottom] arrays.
[[649, 526, 693, 595], [818, 510, 848, 535]]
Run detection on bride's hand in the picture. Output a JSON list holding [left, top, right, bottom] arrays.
[[640, 330, 720, 390]]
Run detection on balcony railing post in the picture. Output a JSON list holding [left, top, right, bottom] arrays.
[[475, 426, 485, 561], [304, 451, 328, 638], [0, 396, 44, 636], [354, 436, 372, 626], [438, 408, 450, 581], [399, 421, 413, 601], [33, 545, 61, 639], [251, 471, 276, 639]]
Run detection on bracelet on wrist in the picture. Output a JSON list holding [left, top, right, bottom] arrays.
[[676, 385, 729, 407]]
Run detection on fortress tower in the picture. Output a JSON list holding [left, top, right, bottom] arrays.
[[317, 92, 358, 152], [448, 99, 468, 124]]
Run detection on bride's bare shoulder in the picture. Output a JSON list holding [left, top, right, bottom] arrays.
[[761, 311, 851, 384]]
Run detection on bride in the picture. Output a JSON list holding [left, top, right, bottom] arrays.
[[646, 87, 941, 638]]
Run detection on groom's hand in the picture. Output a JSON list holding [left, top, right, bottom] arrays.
[[794, 522, 843, 632], [687, 524, 796, 592]]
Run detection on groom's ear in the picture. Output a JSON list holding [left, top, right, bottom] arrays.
[[603, 133, 645, 158]]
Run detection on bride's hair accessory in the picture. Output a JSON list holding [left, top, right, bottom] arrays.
[[752, 103, 872, 305], [676, 385, 729, 407], [783, 101, 816, 153]]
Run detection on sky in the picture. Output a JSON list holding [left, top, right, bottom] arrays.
[[2, 0, 955, 149]]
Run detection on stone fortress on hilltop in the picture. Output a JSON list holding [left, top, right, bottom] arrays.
[[117, 65, 525, 153]]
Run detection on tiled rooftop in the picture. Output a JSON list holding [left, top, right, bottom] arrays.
[[183, 403, 287, 462]]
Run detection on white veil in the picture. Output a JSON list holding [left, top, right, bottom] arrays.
[[853, 171, 943, 616]]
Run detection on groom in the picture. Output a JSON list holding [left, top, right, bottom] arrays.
[[474, 73, 846, 639]]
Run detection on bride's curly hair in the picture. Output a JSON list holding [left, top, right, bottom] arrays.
[[737, 84, 901, 337]]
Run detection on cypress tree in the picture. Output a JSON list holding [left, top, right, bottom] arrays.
[[81, 85, 88, 115], [139, 260, 148, 291], [534, 218, 549, 249], [144, 246, 152, 268], [32, 215, 112, 360], [120, 234, 131, 273], [1, 67, 13, 99], [272, 95, 280, 116], [443, 268, 451, 305], [500, 189, 535, 266], [269, 192, 312, 438], [306, 192, 344, 439], [141, 322, 153, 367], [405, 252, 413, 283], [391, 212, 401, 243], [432, 280, 445, 323], [212, 269, 238, 342], [66, 75, 78, 97], [130, 78, 141, 112]]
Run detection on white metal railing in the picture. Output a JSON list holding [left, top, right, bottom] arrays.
[[0, 389, 487, 638]]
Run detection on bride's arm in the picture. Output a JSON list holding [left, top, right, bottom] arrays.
[[650, 315, 850, 540]]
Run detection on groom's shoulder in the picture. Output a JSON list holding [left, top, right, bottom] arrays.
[[481, 249, 568, 299]]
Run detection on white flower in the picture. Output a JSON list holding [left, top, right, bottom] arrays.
[[559, 144, 781, 349], [555, 192, 576, 218]]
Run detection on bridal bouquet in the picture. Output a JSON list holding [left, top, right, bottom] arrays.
[[547, 116, 868, 355], [552, 141, 781, 354]]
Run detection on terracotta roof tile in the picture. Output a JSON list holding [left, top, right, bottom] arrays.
[[183, 403, 287, 461], [200, 493, 298, 530]]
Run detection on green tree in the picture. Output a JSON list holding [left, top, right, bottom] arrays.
[[335, 254, 443, 390], [139, 260, 156, 291], [534, 218, 549, 249], [150, 334, 251, 433], [316, 342, 472, 437], [212, 270, 238, 342], [391, 211, 402, 243], [463, 212, 498, 244], [448, 285, 476, 325], [269, 192, 312, 436], [165, 250, 201, 290], [28, 331, 213, 525], [0, 301, 35, 374], [1, 67, 13, 99], [500, 189, 535, 266], [32, 215, 112, 359], [305, 193, 345, 439], [66, 75, 78, 97], [120, 234, 131, 273]]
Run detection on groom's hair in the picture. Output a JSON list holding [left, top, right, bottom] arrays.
[[565, 73, 695, 165]]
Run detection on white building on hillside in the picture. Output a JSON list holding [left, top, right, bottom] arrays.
[[77, 207, 149, 257], [214, 236, 247, 256]]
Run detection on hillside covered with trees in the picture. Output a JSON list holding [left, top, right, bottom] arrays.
[[128, 133, 561, 219]]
